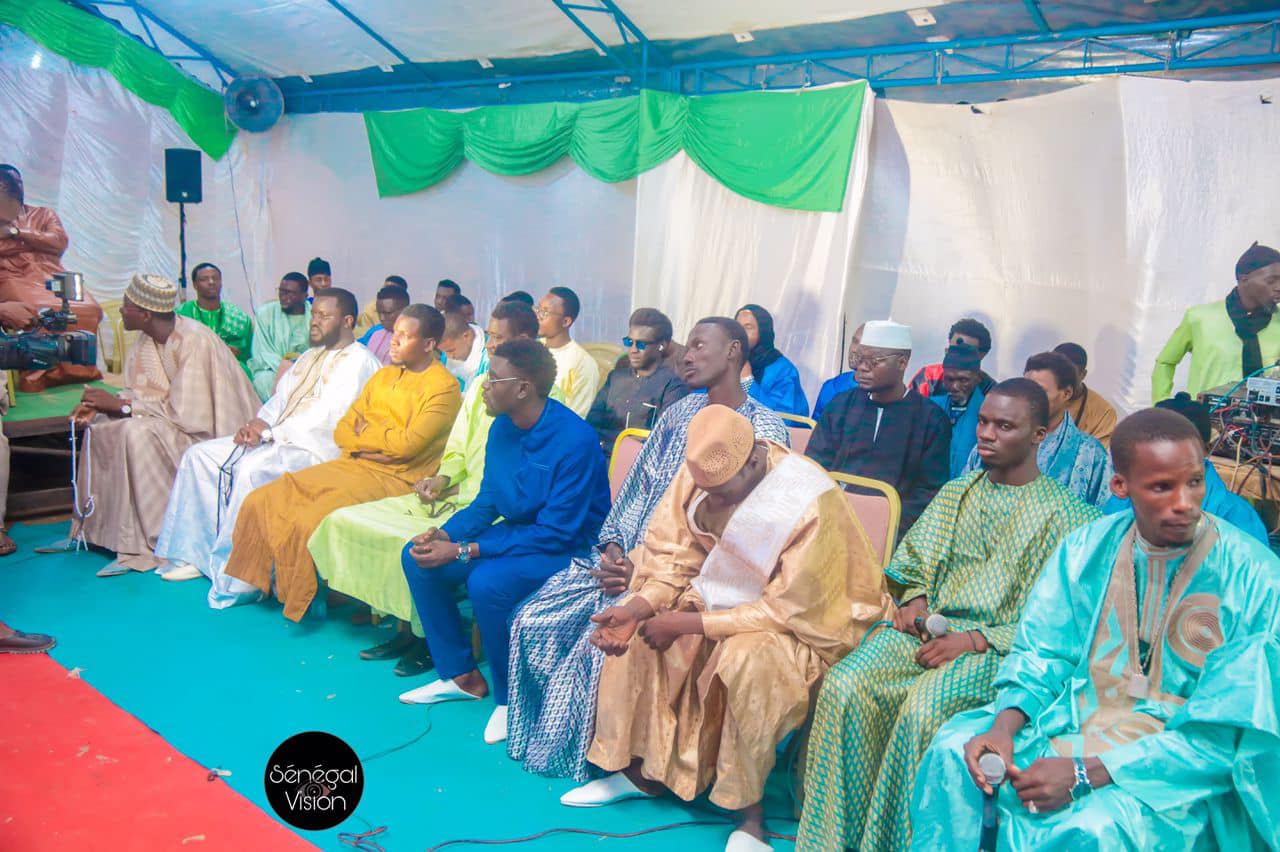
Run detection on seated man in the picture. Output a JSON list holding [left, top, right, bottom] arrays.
[[812, 323, 862, 421], [434, 278, 461, 312], [536, 286, 600, 417], [807, 320, 951, 536], [586, 308, 688, 454], [397, 340, 610, 743], [913, 409, 1280, 850], [1054, 342, 1118, 446], [1104, 392, 1268, 544], [929, 342, 985, 478], [224, 304, 461, 621], [177, 262, 253, 377], [439, 309, 486, 392], [358, 284, 410, 365], [963, 351, 1112, 507], [909, 317, 996, 398], [355, 274, 408, 337], [507, 317, 788, 781], [306, 257, 332, 296], [248, 272, 310, 400], [154, 288, 380, 606], [307, 301, 542, 675], [796, 379, 1100, 852], [66, 274, 260, 576], [565, 405, 890, 851]]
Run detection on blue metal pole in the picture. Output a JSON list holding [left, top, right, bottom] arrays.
[[130, 0, 238, 80], [552, 0, 627, 69], [665, 10, 1280, 71], [1022, 0, 1052, 33]]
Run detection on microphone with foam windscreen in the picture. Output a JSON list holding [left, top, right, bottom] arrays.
[[978, 752, 1007, 851], [914, 612, 950, 639]]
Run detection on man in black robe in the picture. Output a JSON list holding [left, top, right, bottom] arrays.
[[806, 320, 951, 537]]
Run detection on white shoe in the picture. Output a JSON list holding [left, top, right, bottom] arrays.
[[398, 678, 482, 705], [725, 830, 773, 852], [559, 772, 653, 808], [484, 705, 508, 744], [162, 562, 202, 581]]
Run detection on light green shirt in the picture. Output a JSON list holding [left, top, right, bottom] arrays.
[[1152, 298, 1280, 401], [248, 301, 311, 401]]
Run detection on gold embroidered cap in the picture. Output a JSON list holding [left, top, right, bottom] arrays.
[[125, 273, 178, 313], [685, 404, 755, 489]]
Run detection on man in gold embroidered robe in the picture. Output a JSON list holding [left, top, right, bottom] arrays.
[[566, 404, 891, 851]]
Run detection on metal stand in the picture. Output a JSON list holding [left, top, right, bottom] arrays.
[[178, 201, 188, 294]]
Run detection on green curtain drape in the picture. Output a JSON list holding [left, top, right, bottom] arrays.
[[365, 84, 866, 212], [0, 0, 235, 160]]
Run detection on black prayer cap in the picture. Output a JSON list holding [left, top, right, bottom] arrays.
[[308, 256, 332, 277], [942, 343, 982, 372], [1236, 242, 1280, 278]]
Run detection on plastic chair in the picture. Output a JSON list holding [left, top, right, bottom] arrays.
[[607, 428, 649, 501], [99, 299, 133, 374], [582, 342, 626, 391], [777, 411, 817, 454], [827, 471, 901, 569]]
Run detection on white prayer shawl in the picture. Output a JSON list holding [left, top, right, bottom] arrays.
[[153, 342, 380, 607], [690, 454, 837, 611]]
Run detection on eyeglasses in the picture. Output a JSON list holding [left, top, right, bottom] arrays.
[[486, 376, 522, 385], [623, 337, 658, 351], [850, 350, 898, 369], [534, 306, 562, 319]]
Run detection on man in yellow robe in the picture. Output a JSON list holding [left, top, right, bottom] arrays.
[[224, 304, 461, 622], [568, 405, 891, 851]]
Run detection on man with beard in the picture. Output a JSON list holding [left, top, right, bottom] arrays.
[[154, 288, 380, 607]]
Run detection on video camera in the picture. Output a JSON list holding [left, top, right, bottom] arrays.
[[0, 272, 98, 370]]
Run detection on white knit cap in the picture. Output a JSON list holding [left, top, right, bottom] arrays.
[[861, 320, 912, 351]]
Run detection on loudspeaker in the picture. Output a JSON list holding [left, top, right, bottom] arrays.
[[164, 148, 202, 204]]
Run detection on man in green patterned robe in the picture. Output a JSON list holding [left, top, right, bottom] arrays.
[[797, 378, 1101, 852], [176, 262, 253, 378]]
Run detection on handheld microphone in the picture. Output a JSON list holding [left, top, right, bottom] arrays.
[[914, 612, 950, 639], [978, 752, 1006, 851]]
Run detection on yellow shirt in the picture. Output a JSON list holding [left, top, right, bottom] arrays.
[[547, 339, 601, 418]]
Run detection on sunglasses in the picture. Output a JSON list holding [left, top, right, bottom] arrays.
[[623, 337, 659, 351]]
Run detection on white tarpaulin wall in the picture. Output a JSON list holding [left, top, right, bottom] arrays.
[[6, 23, 1280, 409], [633, 88, 876, 402], [853, 75, 1280, 412]]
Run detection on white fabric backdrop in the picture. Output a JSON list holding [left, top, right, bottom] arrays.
[[633, 87, 876, 404], [0, 29, 637, 347], [7, 22, 1280, 412], [852, 75, 1280, 412]]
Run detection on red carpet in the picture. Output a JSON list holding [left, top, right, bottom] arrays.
[[0, 650, 317, 852]]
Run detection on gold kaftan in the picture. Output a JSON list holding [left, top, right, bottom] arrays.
[[1066, 383, 1118, 447], [588, 443, 890, 809], [224, 360, 461, 621]]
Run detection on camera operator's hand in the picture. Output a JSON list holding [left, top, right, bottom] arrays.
[[81, 387, 124, 417], [0, 301, 38, 331]]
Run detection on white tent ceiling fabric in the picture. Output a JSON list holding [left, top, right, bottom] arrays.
[[82, 0, 936, 78], [5, 27, 1279, 410]]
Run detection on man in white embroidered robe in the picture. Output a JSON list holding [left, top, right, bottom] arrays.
[[65, 274, 260, 576], [154, 288, 379, 607], [570, 404, 890, 850]]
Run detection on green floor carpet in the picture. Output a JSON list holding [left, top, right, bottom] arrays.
[[0, 521, 799, 851]]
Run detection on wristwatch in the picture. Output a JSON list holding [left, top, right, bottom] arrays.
[[119, 403, 132, 417], [456, 541, 473, 563], [260, 427, 274, 443], [5, 225, 17, 239], [1069, 757, 1093, 801]]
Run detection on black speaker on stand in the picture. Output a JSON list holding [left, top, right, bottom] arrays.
[[164, 148, 202, 294]]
